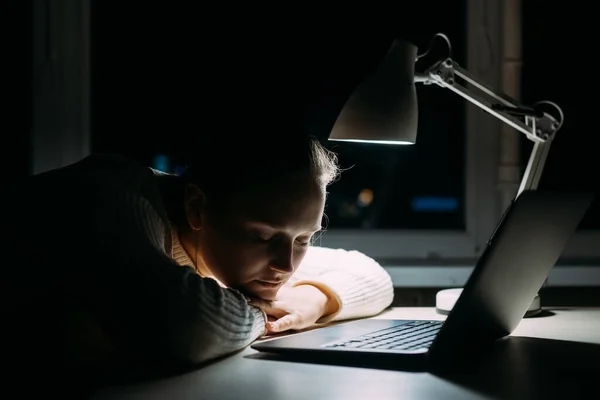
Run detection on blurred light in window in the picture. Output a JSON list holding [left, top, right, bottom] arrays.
[[411, 196, 458, 212], [357, 188, 374, 207], [152, 154, 170, 172]]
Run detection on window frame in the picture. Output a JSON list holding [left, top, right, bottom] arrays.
[[31, 0, 91, 175]]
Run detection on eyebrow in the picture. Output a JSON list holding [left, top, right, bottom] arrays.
[[249, 221, 322, 234]]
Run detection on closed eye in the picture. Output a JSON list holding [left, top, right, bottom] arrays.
[[254, 234, 272, 243], [251, 229, 273, 243], [249, 225, 322, 247], [296, 231, 320, 247], [295, 239, 310, 247]]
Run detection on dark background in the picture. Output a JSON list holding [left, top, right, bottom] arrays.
[[4, 2, 598, 229]]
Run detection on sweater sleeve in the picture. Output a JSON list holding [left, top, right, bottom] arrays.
[[88, 180, 266, 366], [287, 246, 394, 323]]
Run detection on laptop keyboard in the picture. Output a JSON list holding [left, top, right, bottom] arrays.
[[324, 320, 443, 351]]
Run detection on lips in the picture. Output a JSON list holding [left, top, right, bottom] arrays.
[[255, 280, 283, 288]]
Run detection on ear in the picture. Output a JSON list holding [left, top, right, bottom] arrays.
[[184, 184, 206, 231]]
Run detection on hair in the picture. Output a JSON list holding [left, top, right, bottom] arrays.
[[180, 134, 340, 211]]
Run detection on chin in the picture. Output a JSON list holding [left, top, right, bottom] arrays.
[[238, 281, 282, 300]]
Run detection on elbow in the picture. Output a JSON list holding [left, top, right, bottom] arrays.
[[355, 250, 395, 310], [379, 264, 395, 311], [382, 278, 395, 310], [381, 267, 395, 304], [161, 308, 264, 366], [369, 281, 395, 317]]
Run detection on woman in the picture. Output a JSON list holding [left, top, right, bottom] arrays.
[[1, 134, 393, 374]]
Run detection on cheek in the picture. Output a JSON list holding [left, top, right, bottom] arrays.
[[292, 248, 308, 270], [203, 235, 269, 282]]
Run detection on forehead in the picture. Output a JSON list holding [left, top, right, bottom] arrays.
[[228, 174, 325, 230]]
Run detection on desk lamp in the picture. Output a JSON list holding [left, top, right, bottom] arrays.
[[330, 33, 563, 195], [329, 33, 564, 316]]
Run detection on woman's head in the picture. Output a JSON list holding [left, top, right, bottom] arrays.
[[178, 134, 340, 299]]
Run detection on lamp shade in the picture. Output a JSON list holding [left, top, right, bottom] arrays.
[[329, 39, 419, 145]]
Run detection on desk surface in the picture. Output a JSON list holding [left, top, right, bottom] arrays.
[[92, 307, 600, 400]]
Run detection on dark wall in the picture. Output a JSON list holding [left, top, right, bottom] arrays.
[[3, 1, 32, 184], [90, 5, 462, 163], [522, 2, 600, 227]]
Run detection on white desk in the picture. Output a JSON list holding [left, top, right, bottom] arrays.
[[92, 307, 600, 400]]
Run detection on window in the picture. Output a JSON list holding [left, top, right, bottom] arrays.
[[311, 2, 506, 262], [311, 84, 465, 231]]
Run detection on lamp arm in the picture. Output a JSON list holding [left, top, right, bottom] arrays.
[[416, 58, 564, 194]]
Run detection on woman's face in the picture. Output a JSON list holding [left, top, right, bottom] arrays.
[[189, 174, 326, 300]]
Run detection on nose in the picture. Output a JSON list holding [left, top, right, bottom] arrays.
[[269, 241, 295, 274]]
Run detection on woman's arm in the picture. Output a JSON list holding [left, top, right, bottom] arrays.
[[87, 182, 266, 366], [287, 246, 394, 323]]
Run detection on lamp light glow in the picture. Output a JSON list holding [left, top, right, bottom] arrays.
[[329, 39, 420, 145]]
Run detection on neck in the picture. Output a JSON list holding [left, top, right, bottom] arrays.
[[177, 228, 214, 278]]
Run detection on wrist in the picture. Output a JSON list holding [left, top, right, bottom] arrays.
[[249, 304, 269, 337], [295, 284, 339, 318]]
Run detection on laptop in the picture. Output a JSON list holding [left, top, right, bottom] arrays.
[[251, 189, 594, 367]]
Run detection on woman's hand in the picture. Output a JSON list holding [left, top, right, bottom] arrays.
[[249, 285, 338, 334]]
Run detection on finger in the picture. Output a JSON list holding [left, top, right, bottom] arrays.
[[248, 299, 285, 319], [246, 296, 272, 311], [248, 298, 289, 319], [267, 313, 302, 333]]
